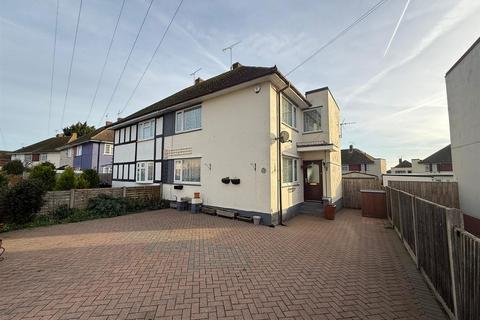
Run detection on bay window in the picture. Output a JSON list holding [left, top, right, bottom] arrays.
[[138, 119, 155, 140], [303, 108, 321, 133], [282, 157, 298, 184], [136, 162, 154, 183], [176, 106, 201, 133], [174, 158, 201, 184], [282, 96, 297, 128]]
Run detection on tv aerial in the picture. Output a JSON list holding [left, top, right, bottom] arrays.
[[340, 119, 356, 138], [222, 41, 241, 70]]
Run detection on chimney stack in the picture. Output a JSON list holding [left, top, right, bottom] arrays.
[[232, 62, 242, 70], [194, 77, 204, 85], [117, 117, 123, 122], [105, 121, 113, 126], [399, 158, 402, 164], [349, 145, 353, 152], [68, 132, 78, 143]]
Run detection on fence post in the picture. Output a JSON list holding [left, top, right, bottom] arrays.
[[411, 195, 419, 268], [69, 189, 75, 209], [445, 208, 464, 320], [397, 191, 403, 240], [389, 187, 395, 225], [122, 186, 127, 198]]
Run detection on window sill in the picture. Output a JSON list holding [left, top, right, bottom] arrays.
[[135, 180, 154, 184], [302, 130, 323, 134], [282, 183, 300, 187], [137, 137, 154, 142], [175, 128, 202, 135], [281, 122, 298, 132]]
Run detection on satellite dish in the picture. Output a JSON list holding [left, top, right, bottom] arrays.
[[254, 85, 261, 93], [279, 131, 290, 143]]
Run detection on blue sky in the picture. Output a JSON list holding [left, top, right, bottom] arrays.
[[0, 0, 479, 168]]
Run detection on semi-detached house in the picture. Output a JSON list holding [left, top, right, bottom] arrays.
[[110, 63, 342, 225]]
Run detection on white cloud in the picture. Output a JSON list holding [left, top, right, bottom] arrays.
[[345, 0, 480, 102]]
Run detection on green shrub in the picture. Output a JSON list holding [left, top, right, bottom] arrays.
[[75, 175, 89, 189], [29, 163, 56, 190], [51, 205, 73, 221], [2, 160, 24, 175], [81, 169, 100, 188], [0, 173, 7, 189], [0, 179, 46, 224], [55, 167, 75, 190], [62, 209, 92, 223], [87, 194, 126, 217]]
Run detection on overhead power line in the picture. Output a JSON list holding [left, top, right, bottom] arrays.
[[59, 0, 83, 129], [118, 0, 184, 116], [47, 0, 60, 136], [98, 0, 155, 125], [85, 0, 127, 123], [285, 0, 390, 76]]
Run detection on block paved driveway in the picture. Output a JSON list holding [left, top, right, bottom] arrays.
[[0, 209, 447, 320]]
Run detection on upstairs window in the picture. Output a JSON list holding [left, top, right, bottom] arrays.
[[349, 164, 361, 172], [76, 145, 82, 156], [67, 148, 72, 158], [174, 158, 201, 184], [138, 119, 155, 140], [40, 154, 48, 162], [303, 108, 321, 133], [282, 96, 297, 128], [25, 154, 33, 162], [104, 144, 113, 155], [176, 106, 202, 133]]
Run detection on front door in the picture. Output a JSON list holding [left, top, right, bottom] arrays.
[[303, 160, 323, 201]]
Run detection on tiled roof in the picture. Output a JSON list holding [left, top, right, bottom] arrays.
[[341, 148, 375, 165], [394, 160, 412, 168], [63, 126, 113, 148], [12, 136, 70, 154], [114, 64, 308, 125], [419, 145, 452, 164]]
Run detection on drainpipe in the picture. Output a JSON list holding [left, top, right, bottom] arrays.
[[277, 83, 290, 226]]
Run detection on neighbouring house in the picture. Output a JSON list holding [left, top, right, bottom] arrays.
[[10, 135, 73, 168], [341, 145, 386, 179], [390, 159, 412, 174], [446, 36, 480, 232], [110, 63, 342, 225], [0, 150, 11, 169], [382, 146, 455, 185], [417, 145, 453, 173], [58, 124, 114, 174]]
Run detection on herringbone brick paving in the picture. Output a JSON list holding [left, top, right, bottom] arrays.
[[0, 209, 447, 319]]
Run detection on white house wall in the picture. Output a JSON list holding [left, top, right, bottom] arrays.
[[162, 83, 272, 214], [114, 143, 135, 163]]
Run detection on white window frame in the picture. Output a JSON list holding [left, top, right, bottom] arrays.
[[102, 165, 112, 174], [281, 96, 297, 128], [175, 106, 202, 133], [138, 119, 155, 141], [303, 107, 322, 133], [174, 158, 201, 184], [76, 145, 82, 156], [282, 157, 298, 185], [136, 161, 154, 183], [342, 165, 349, 172], [104, 144, 113, 155], [67, 148, 72, 158], [40, 154, 48, 162], [25, 154, 32, 162]]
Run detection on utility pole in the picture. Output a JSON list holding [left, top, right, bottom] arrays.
[[222, 41, 241, 70]]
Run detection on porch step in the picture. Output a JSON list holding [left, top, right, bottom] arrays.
[[299, 201, 324, 214]]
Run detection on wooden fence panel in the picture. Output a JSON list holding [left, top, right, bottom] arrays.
[[399, 191, 416, 255], [38, 186, 162, 213], [452, 228, 480, 320], [415, 198, 455, 314], [342, 178, 383, 209], [38, 191, 71, 215], [390, 189, 401, 233], [388, 181, 459, 208]]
